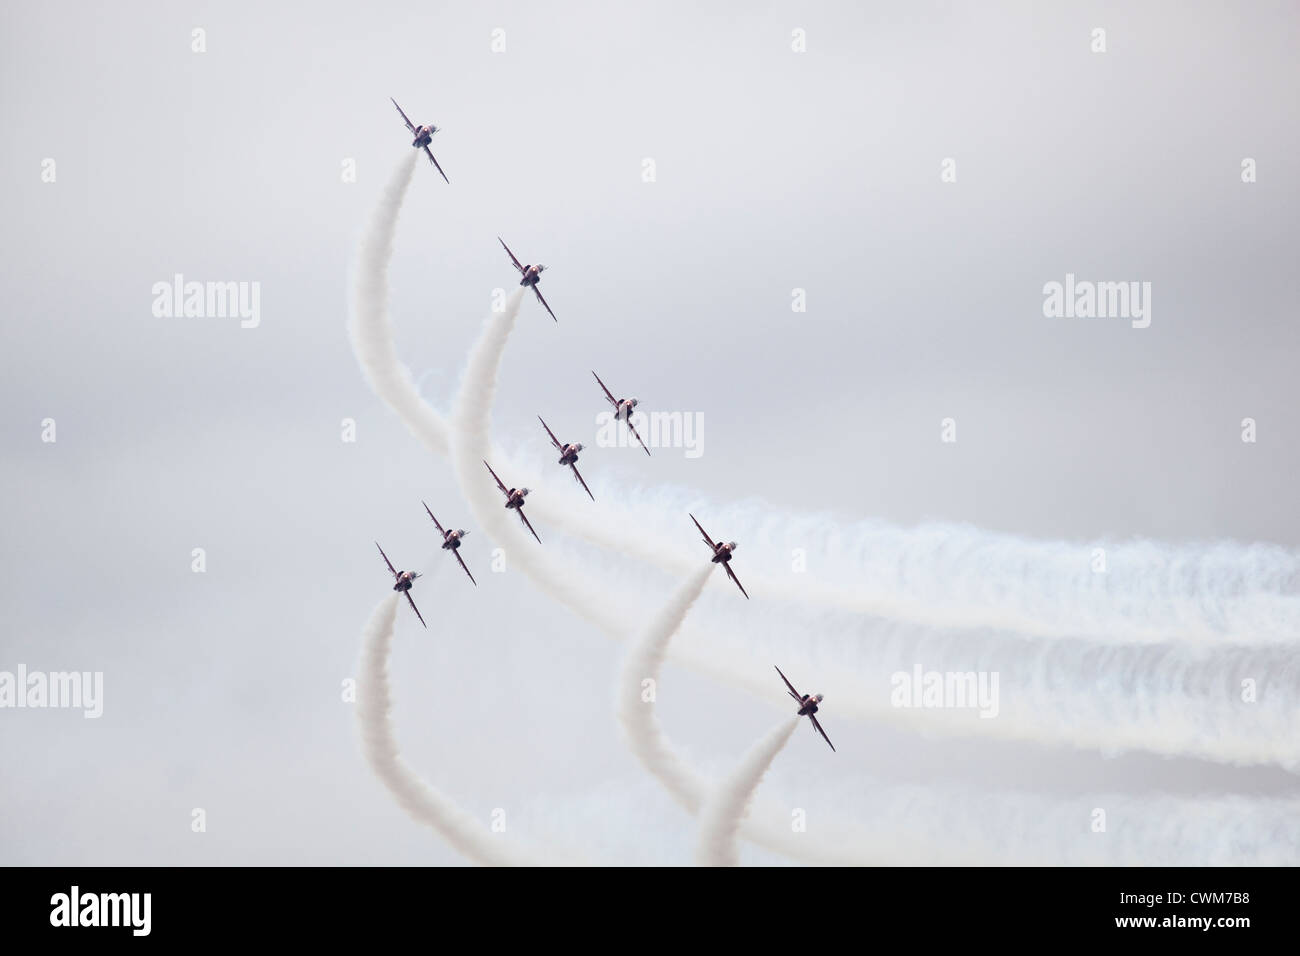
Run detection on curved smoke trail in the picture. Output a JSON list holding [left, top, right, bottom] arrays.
[[347, 154, 1300, 865], [446, 328, 920, 863], [525, 489, 1300, 647], [442, 298, 1300, 770], [680, 598, 1300, 770], [346, 171, 1300, 647], [447, 293, 672, 641], [348, 150, 449, 457], [466, 444, 1300, 647], [614, 567, 924, 865], [616, 565, 718, 810], [353, 594, 1296, 867], [611, 568, 1298, 865], [355, 595, 542, 866], [800, 774, 1300, 866], [695, 718, 800, 867]]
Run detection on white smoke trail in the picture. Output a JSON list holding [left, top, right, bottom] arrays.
[[615, 567, 932, 865], [611, 566, 1298, 865], [348, 150, 449, 456], [447, 292, 662, 639], [616, 565, 718, 812], [346, 167, 1300, 646], [444, 301, 1300, 769], [524, 497, 1300, 646], [684, 598, 1300, 770], [447, 328, 918, 863], [354, 593, 1296, 867], [355, 595, 542, 866], [451, 431, 1300, 647], [518, 483, 1300, 646], [427, 316, 913, 861], [695, 718, 800, 867], [349, 193, 1300, 864], [796, 773, 1300, 866], [503, 487, 1300, 769]]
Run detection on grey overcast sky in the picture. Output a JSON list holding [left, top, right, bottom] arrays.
[[1, 0, 1297, 866]]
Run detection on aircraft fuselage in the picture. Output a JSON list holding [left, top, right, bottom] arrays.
[[798, 697, 819, 717], [711, 545, 735, 564]]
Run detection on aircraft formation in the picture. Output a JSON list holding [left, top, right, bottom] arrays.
[[374, 97, 834, 754]]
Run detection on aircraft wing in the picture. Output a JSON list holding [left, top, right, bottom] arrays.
[[625, 413, 650, 456], [724, 562, 750, 600], [810, 714, 836, 752], [774, 665, 803, 704], [423, 502, 447, 536], [570, 463, 595, 501], [517, 507, 542, 544], [533, 286, 558, 322], [405, 591, 428, 629], [591, 370, 618, 407], [376, 542, 397, 577], [689, 514, 717, 550], [538, 416, 562, 450], [483, 460, 509, 496], [452, 549, 477, 586], [423, 146, 450, 184], [390, 97, 416, 133], [498, 237, 525, 274]]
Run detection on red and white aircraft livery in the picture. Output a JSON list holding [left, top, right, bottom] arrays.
[[775, 666, 835, 752], [592, 370, 650, 456], [391, 97, 449, 184], [423, 502, 475, 586], [538, 416, 594, 501], [690, 513, 748, 599], [484, 460, 541, 543], [376, 542, 426, 628], [498, 237, 557, 322]]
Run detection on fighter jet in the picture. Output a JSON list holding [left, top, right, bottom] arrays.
[[538, 416, 594, 501], [391, 97, 449, 184], [376, 542, 426, 628], [484, 460, 541, 543], [690, 513, 748, 599], [423, 502, 475, 586], [498, 237, 557, 322], [592, 370, 650, 456], [775, 666, 835, 752]]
